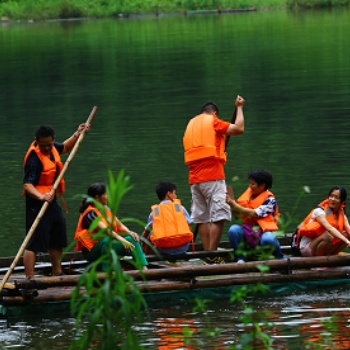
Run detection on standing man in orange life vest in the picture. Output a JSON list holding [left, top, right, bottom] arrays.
[[183, 96, 245, 263], [23, 122, 90, 279]]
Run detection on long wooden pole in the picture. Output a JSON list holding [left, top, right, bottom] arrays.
[[224, 106, 237, 151], [0, 106, 98, 293]]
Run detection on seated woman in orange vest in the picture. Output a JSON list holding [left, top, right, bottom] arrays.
[[226, 169, 284, 263], [296, 186, 350, 257], [74, 183, 148, 270], [141, 182, 193, 256]]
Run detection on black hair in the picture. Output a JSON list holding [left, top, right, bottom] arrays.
[[79, 182, 106, 213], [248, 169, 273, 190], [35, 125, 55, 140], [200, 102, 219, 115], [155, 181, 176, 201], [328, 186, 347, 204]]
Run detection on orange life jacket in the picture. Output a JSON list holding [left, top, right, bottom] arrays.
[[298, 199, 345, 243], [183, 114, 226, 165], [23, 141, 65, 195], [237, 187, 279, 232], [74, 205, 117, 251], [150, 199, 194, 249]]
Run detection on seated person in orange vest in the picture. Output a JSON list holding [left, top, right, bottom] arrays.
[[74, 182, 148, 270], [141, 181, 193, 255], [226, 169, 284, 263], [296, 186, 350, 257]]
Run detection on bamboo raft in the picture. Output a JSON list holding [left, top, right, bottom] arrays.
[[1, 235, 350, 316]]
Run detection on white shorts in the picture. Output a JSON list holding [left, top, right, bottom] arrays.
[[300, 242, 313, 257], [190, 180, 231, 224]]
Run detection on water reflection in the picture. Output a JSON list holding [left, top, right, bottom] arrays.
[[1, 287, 350, 348], [137, 286, 350, 349], [1, 9, 350, 256]]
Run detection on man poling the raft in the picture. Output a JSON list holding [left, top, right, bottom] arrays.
[[0, 106, 97, 293]]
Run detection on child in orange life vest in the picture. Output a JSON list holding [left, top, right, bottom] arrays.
[[74, 183, 148, 270], [226, 169, 284, 263], [297, 186, 350, 257], [141, 182, 193, 255]]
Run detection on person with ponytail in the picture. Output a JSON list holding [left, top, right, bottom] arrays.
[[297, 186, 350, 257], [74, 182, 148, 270]]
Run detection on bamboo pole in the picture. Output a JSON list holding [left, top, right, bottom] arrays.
[[6, 254, 350, 291], [128, 254, 350, 279], [136, 268, 350, 293], [0, 106, 98, 293], [2, 268, 350, 307]]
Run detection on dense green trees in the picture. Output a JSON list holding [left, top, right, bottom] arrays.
[[1, 0, 348, 21]]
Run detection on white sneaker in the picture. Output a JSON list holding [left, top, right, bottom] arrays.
[[237, 259, 245, 264]]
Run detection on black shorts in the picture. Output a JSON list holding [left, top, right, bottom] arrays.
[[25, 200, 68, 253]]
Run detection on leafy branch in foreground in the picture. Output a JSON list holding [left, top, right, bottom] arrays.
[[69, 169, 147, 350], [183, 298, 221, 348]]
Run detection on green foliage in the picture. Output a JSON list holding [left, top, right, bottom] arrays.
[[69, 169, 147, 350], [1, 0, 349, 21], [278, 185, 311, 233], [229, 290, 275, 348], [183, 298, 222, 348], [302, 315, 337, 349], [287, 0, 350, 9], [235, 306, 274, 349], [234, 240, 277, 262], [186, 244, 339, 349], [183, 245, 276, 349], [226, 245, 278, 349], [106, 168, 134, 218]]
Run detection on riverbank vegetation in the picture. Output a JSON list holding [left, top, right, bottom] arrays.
[[0, 0, 349, 21]]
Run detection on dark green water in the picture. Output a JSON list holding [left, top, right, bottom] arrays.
[[1, 8, 350, 348], [1, 9, 350, 256]]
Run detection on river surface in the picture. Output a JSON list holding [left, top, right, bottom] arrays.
[[1, 7, 350, 348], [1, 284, 350, 349]]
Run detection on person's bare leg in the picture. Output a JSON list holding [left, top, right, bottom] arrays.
[[208, 220, 224, 251], [325, 242, 347, 256], [23, 249, 36, 279], [199, 223, 210, 251], [309, 232, 332, 256], [314, 242, 330, 256], [49, 248, 63, 276], [326, 232, 350, 255]]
